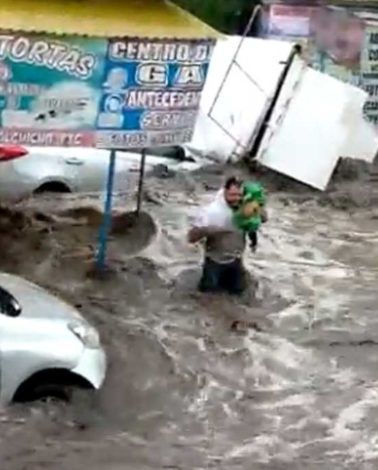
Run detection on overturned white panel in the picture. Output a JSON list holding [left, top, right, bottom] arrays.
[[191, 67, 267, 162], [257, 57, 375, 190], [189, 36, 294, 163], [338, 87, 378, 163]]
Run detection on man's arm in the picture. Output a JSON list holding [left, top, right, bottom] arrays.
[[188, 205, 234, 244], [187, 226, 209, 244], [187, 225, 232, 244]]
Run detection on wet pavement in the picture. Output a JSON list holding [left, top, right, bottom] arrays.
[[1, 164, 378, 469]]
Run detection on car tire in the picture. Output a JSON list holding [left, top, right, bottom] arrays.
[[13, 370, 94, 403], [28, 382, 73, 402], [34, 181, 71, 194]]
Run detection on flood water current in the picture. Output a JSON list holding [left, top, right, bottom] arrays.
[[1, 164, 378, 470]]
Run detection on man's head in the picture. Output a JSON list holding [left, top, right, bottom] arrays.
[[224, 176, 243, 208]]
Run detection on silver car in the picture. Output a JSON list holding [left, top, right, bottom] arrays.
[[0, 272, 106, 404], [0, 144, 199, 202]]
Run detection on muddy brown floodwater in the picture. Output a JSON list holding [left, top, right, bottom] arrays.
[[1, 161, 378, 470]]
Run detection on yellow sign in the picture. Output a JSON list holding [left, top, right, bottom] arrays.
[[0, 0, 220, 39]]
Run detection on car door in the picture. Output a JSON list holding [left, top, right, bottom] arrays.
[[65, 148, 142, 193], [28, 147, 109, 193], [13, 147, 75, 194], [60, 148, 109, 192]]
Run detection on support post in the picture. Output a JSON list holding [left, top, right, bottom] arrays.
[[96, 149, 116, 270], [248, 44, 301, 158], [207, 5, 261, 119], [205, 5, 262, 151], [136, 148, 146, 215]]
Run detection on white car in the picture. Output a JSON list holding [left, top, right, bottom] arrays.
[[0, 272, 106, 404], [0, 144, 200, 202]]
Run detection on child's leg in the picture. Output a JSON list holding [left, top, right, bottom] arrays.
[[248, 231, 258, 252]]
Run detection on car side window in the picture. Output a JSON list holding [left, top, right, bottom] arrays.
[[0, 287, 21, 317]]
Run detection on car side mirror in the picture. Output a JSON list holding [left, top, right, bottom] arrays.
[[0, 287, 22, 317]]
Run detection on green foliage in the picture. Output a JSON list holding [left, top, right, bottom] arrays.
[[174, 0, 258, 34]]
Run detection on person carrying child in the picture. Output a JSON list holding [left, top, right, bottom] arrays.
[[187, 176, 267, 295]]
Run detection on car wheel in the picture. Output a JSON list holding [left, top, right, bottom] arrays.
[[28, 382, 73, 402], [13, 370, 93, 403], [34, 181, 71, 194]]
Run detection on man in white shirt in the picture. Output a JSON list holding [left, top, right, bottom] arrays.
[[187, 176, 247, 295]]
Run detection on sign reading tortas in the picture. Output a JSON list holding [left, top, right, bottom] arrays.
[[0, 33, 105, 146], [0, 33, 214, 148]]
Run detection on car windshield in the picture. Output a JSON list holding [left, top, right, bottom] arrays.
[[0, 285, 22, 317]]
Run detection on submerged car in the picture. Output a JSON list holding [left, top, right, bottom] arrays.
[[0, 144, 200, 202], [0, 272, 106, 404]]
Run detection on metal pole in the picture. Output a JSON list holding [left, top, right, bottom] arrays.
[[96, 149, 116, 270], [207, 5, 261, 118], [248, 45, 301, 158], [136, 148, 146, 215]]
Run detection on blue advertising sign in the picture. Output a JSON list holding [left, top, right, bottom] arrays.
[[0, 33, 107, 146], [0, 34, 214, 148], [96, 38, 214, 149]]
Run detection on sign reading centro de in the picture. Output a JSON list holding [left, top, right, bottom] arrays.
[[0, 34, 214, 148]]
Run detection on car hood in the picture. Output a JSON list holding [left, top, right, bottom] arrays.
[[0, 273, 83, 321]]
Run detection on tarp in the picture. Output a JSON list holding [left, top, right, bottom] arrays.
[[0, 0, 220, 39]]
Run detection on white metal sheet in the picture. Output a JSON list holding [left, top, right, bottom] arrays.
[[189, 36, 294, 163], [257, 57, 376, 190], [338, 86, 378, 163]]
